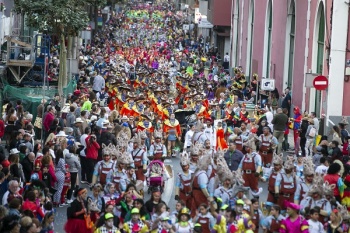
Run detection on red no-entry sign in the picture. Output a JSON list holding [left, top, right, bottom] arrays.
[[313, 75, 328, 90]]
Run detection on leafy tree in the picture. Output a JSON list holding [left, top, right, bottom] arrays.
[[14, 0, 106, 93]]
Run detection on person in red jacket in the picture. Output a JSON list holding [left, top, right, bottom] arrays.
[[43, 107, 56, 140], [0, 118, 4, 139], [22, 190, 45, 219], [324, 163, 344, 203], [85, 134, 100, 185]]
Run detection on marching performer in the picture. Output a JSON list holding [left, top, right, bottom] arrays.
[[275, 157, 297, 211], [258, 126, 278, 168], [231, 127, 244, 152], [216, 121, 228, 150], [163, 113, 181, 157], [91, 144, 115, 186], [189, 143, 201, 172], [280, 202, 309, 233], [137, 114, 154, 149], [193, 96, 210, 119], [190, 154, 212, 218], [213, 169, 233, 206], [261, 153, 283, 206], [119, 93, 137, 116], [107, 151, 132, 193], [203, 118, 215, 148], [262, 205, 285, 233], [175, 152, 194, 209], [131, 134, 147, 182], [202, 139, 215, 157], [294, 157, 315, 204], [237, 140, 263, 198], [149, 129, 167, 160], [300, 174, 331, 224]]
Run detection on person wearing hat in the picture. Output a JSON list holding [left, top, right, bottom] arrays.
[[64, 188, 91, 233], [123, 208, 149, 233], [275, 157, 298, 211], [294, 157, 316, 205], [131, 134, 148, 182], [119, 93, 137, 116], [149, 129, 167, 160], [175, 152, 194, 209], [193, 96, 210, 119], [73, 118, 83, 141], [192, 121, 208, 146], [190, 154, 212, 219], [237, 140, 263, 198], [163, 113, 181, 157], [300, 175, 331, 224], [91, 144, 115, 187], [280, 201, 309, 233], [203, 118, 215, 148], [231, 127, 244, 152], [95, 213, 120, 233], [338, 116, 349, 144], [261, 153, 283, 206], [107, 151, 130, 193], [173, 208, 193, 232], [258, 126, 278, 168], [137, 114, 154, 149]]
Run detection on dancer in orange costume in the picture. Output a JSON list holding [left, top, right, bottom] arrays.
[[216, 121, 228, 150]]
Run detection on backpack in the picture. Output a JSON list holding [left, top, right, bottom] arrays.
[[309, 127, 316, 138]]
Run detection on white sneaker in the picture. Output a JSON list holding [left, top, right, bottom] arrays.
[[66, 199, 73, 204]]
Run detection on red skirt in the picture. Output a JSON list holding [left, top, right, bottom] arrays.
[[64, 218, 92, 233]]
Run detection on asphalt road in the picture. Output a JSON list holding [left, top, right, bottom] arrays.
[[53, 156, 270, 233], [53, 158, 178, 233]]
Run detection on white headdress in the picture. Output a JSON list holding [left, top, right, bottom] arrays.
[[323, 180, 336, 197], [196, 154, 211, 171], [154, 129, 163, 139], [139, 129, 148, 139], [338, 205, 350, 220], [303, 157, 315, 176], [307, 173, 324, 196], [180, 151, 190, 166], [194, 120, 204, 133], [272, 153, 283, 165], [190, 141, 203, 156], [118, 151, 133, 164], [283, 156, 295, 170]]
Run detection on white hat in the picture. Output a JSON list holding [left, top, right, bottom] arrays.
[[90, 115, 98, 121], [56, 131, 67, 137], [74, 118, 83, 124], [102, 119, 110, 125], [10, 148, 20, 154], [121, 115, 129, 121]]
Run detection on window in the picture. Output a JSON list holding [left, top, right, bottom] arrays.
[[315, 2, 325, 114], [246, 0, 254, 80], [263, 0, 273, 78], [287, 0, 295, 87]]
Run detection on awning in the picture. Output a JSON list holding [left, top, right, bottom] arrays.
[[217, 31, 230, 37], [198, 16, 213, 29]]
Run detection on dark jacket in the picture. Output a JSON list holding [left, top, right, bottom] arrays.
[[271, 113, 289, 131], [21, 156, 34, 182], [224, 149, 244, 171]]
